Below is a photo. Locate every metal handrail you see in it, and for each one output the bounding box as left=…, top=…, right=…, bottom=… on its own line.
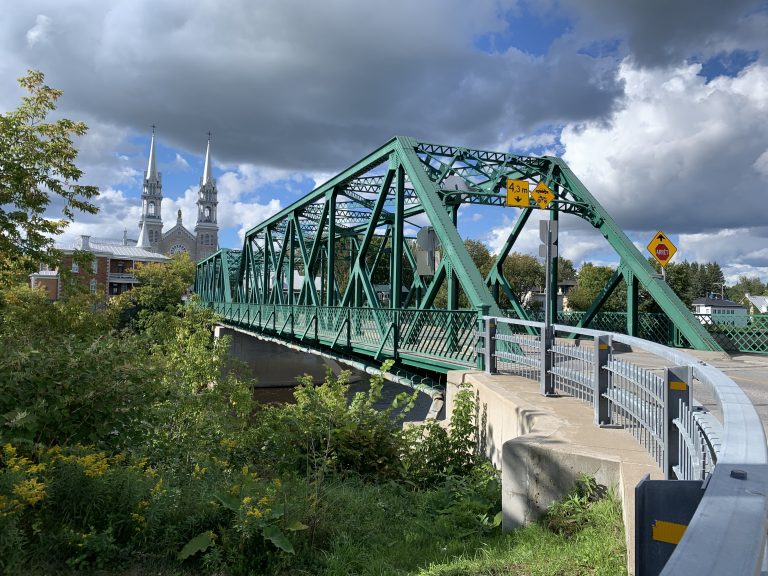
left=483, top=315, right=768, bottom=575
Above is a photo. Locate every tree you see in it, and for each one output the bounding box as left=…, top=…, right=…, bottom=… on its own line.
left=567, top=263, right=626, bottom=312
left=728, top=275, right=767, bottom=304
left=502, top=252, right=545, bottom=301
left=0, top=70, right=98, bottom=282
left=123, top=252, right=196, bottom=314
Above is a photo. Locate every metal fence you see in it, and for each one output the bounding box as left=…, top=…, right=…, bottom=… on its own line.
left=515, top=309, right=768, bottom=354
left=480, top=316, right=768, bottom=576
left=202, top=301, right=478, bottom=372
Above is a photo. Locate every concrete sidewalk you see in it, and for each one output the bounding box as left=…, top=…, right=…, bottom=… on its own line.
left=446, top=370, right=660, bottom=574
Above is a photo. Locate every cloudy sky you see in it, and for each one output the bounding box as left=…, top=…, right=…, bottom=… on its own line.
left=2, top=0, right=767, bottom=284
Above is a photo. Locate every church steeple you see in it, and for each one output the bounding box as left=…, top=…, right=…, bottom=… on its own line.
left=202, top=133, right=213, bottom=185
left=138, top=126, right=163, bottom=252
left=146, top=125, right=158, bottom=181
left=195, top=132, right=219, bottom=261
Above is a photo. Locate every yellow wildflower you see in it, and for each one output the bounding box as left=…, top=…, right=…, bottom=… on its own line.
left=12, top=478, right=46, bottom=506
left=151, top=478, right=164, bottom=496
left=229, top=484, right=241, bottom=496
left=3, top=443, right=17, bottom=458
left=258, top=496, right=270, bottom=506
left=273, top=478, right=282, bottom=489
left=242, top=496, right=253, bottom=506
left=246, top=507, right=263, bottom=518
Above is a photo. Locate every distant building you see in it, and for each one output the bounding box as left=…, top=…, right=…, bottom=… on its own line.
left=30, top=128, right=219, bottom=299
left=692, top=293, right=748, bottom=327
left=743, top=293, right=768, bottom=314
left=136, top=128, right=219, bottom=261
left=29, top=235, right=169, bottom=301
left=524, top=279, right=578, bottom=311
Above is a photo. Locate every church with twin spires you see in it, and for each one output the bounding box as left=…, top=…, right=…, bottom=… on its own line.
left=136, top=129, right=219, bottom=261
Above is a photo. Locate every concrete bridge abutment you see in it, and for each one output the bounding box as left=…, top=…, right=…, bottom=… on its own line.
left=446, top=370, right=660, bottom=573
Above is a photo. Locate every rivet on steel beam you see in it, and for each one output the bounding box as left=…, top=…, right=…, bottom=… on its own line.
left=730, top=469, right=748, bottom=480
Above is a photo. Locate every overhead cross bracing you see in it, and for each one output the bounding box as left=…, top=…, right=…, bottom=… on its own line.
left=196, top=135, right=721, bottom=376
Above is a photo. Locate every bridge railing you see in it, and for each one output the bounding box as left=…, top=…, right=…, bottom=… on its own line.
left=480, top=316, right=768, bottom=576
left=201, top=301, right=478, bottom=372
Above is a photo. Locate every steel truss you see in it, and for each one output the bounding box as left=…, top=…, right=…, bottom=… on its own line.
left=195, top=135, right=721, bottom=370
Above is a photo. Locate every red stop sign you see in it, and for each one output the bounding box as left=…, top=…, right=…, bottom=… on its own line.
left=655, top=244, right=669, bottom=261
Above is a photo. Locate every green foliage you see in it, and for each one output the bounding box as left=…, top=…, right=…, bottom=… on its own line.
left=567, top=263, right=626, bottom=312
left=0, top=285, right=157, bottom=449
left=0, top=277, right=625, bottom=575
left=727, top=275, right=767, bottom=305
left=543, top=474, right=608, bottom=537
left=0, top=70, right=98, bottom=283
left=254, top=360, right=416, bottom=480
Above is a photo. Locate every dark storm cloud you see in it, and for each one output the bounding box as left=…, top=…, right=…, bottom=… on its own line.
left=560, top=0, right=768, bottom=67
left=1, top=0, right=625, bottom=172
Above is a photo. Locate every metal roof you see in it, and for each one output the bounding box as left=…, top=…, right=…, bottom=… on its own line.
left=692, top=295, right=744, bottom=308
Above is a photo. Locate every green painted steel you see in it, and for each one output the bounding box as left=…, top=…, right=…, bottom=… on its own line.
left=196, top=135, right=729, bottom=370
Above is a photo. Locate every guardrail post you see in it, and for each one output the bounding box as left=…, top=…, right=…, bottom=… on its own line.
left=540, top=324, right=554, bottom=396
left=664, top=365, right=691, bottom=480
left=594, top=334, right=611, bottom=426
left=476, top=306, right=489, bottom=370
left=485, top=317, right=497, bottom=374
left=393, top=309, right=400, bottom=360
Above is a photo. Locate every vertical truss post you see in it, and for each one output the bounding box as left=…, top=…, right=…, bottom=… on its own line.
left=391, top=165, right=405, bottom=308
left=627, top=268, right=639, bottom=337
left=664, top=365, right=691, bottom=480
left=287, top=220, right=295, bottom=306
left=594, top=334, right=611, bottom=425
left=326, top=187, right=336, bottom=306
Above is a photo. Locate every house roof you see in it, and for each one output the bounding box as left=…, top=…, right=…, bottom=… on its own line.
left=93, top=243, right=169, bottom=261
left=691, top=296, right=744, bottom=308
left=744, top=294, right=768, bottom=313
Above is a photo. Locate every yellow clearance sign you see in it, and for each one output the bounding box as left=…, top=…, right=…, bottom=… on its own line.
left=506, top=179, right=530, bottom=207
left=647, top=231, right=677, bottom=268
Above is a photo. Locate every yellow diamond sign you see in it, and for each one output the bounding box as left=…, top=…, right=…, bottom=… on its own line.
left=531, top=181, right=555, bottom=209
left=647, top=230, right=677, bottom=268
left=506, top=179, right=530, bottom=207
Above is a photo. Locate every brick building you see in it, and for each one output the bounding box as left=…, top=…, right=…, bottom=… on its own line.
left=29, top=235, right=169, bottom=301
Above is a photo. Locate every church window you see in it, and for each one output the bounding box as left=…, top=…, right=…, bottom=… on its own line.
left=205, top=207, right=211, bottom=220
left=149, top=201, right=156, bottom=216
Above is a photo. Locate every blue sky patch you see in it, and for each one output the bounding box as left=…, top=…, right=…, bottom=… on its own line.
left=696, top=50, right=759, bottom=82
left=474, top=4, right=571, bottom=56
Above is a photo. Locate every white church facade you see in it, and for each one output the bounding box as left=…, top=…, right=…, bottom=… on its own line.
left=136, top=129, right=219, bottom=261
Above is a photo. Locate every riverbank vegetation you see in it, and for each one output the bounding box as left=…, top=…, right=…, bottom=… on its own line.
left=0, top=258, right=626, bottom=575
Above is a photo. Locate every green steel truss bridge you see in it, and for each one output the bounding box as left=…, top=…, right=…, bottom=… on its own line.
left=196, top=136, right=758, bottom=378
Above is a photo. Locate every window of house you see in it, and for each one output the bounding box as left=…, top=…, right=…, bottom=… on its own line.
left=90, top=279, right=97, bottom=293
left=72, top=262, right=79, bottom=273
left=92, top=259, right=98, bottom=273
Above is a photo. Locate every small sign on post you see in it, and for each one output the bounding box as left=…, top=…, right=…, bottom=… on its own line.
left=647, top=231, right=677, bottom=268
